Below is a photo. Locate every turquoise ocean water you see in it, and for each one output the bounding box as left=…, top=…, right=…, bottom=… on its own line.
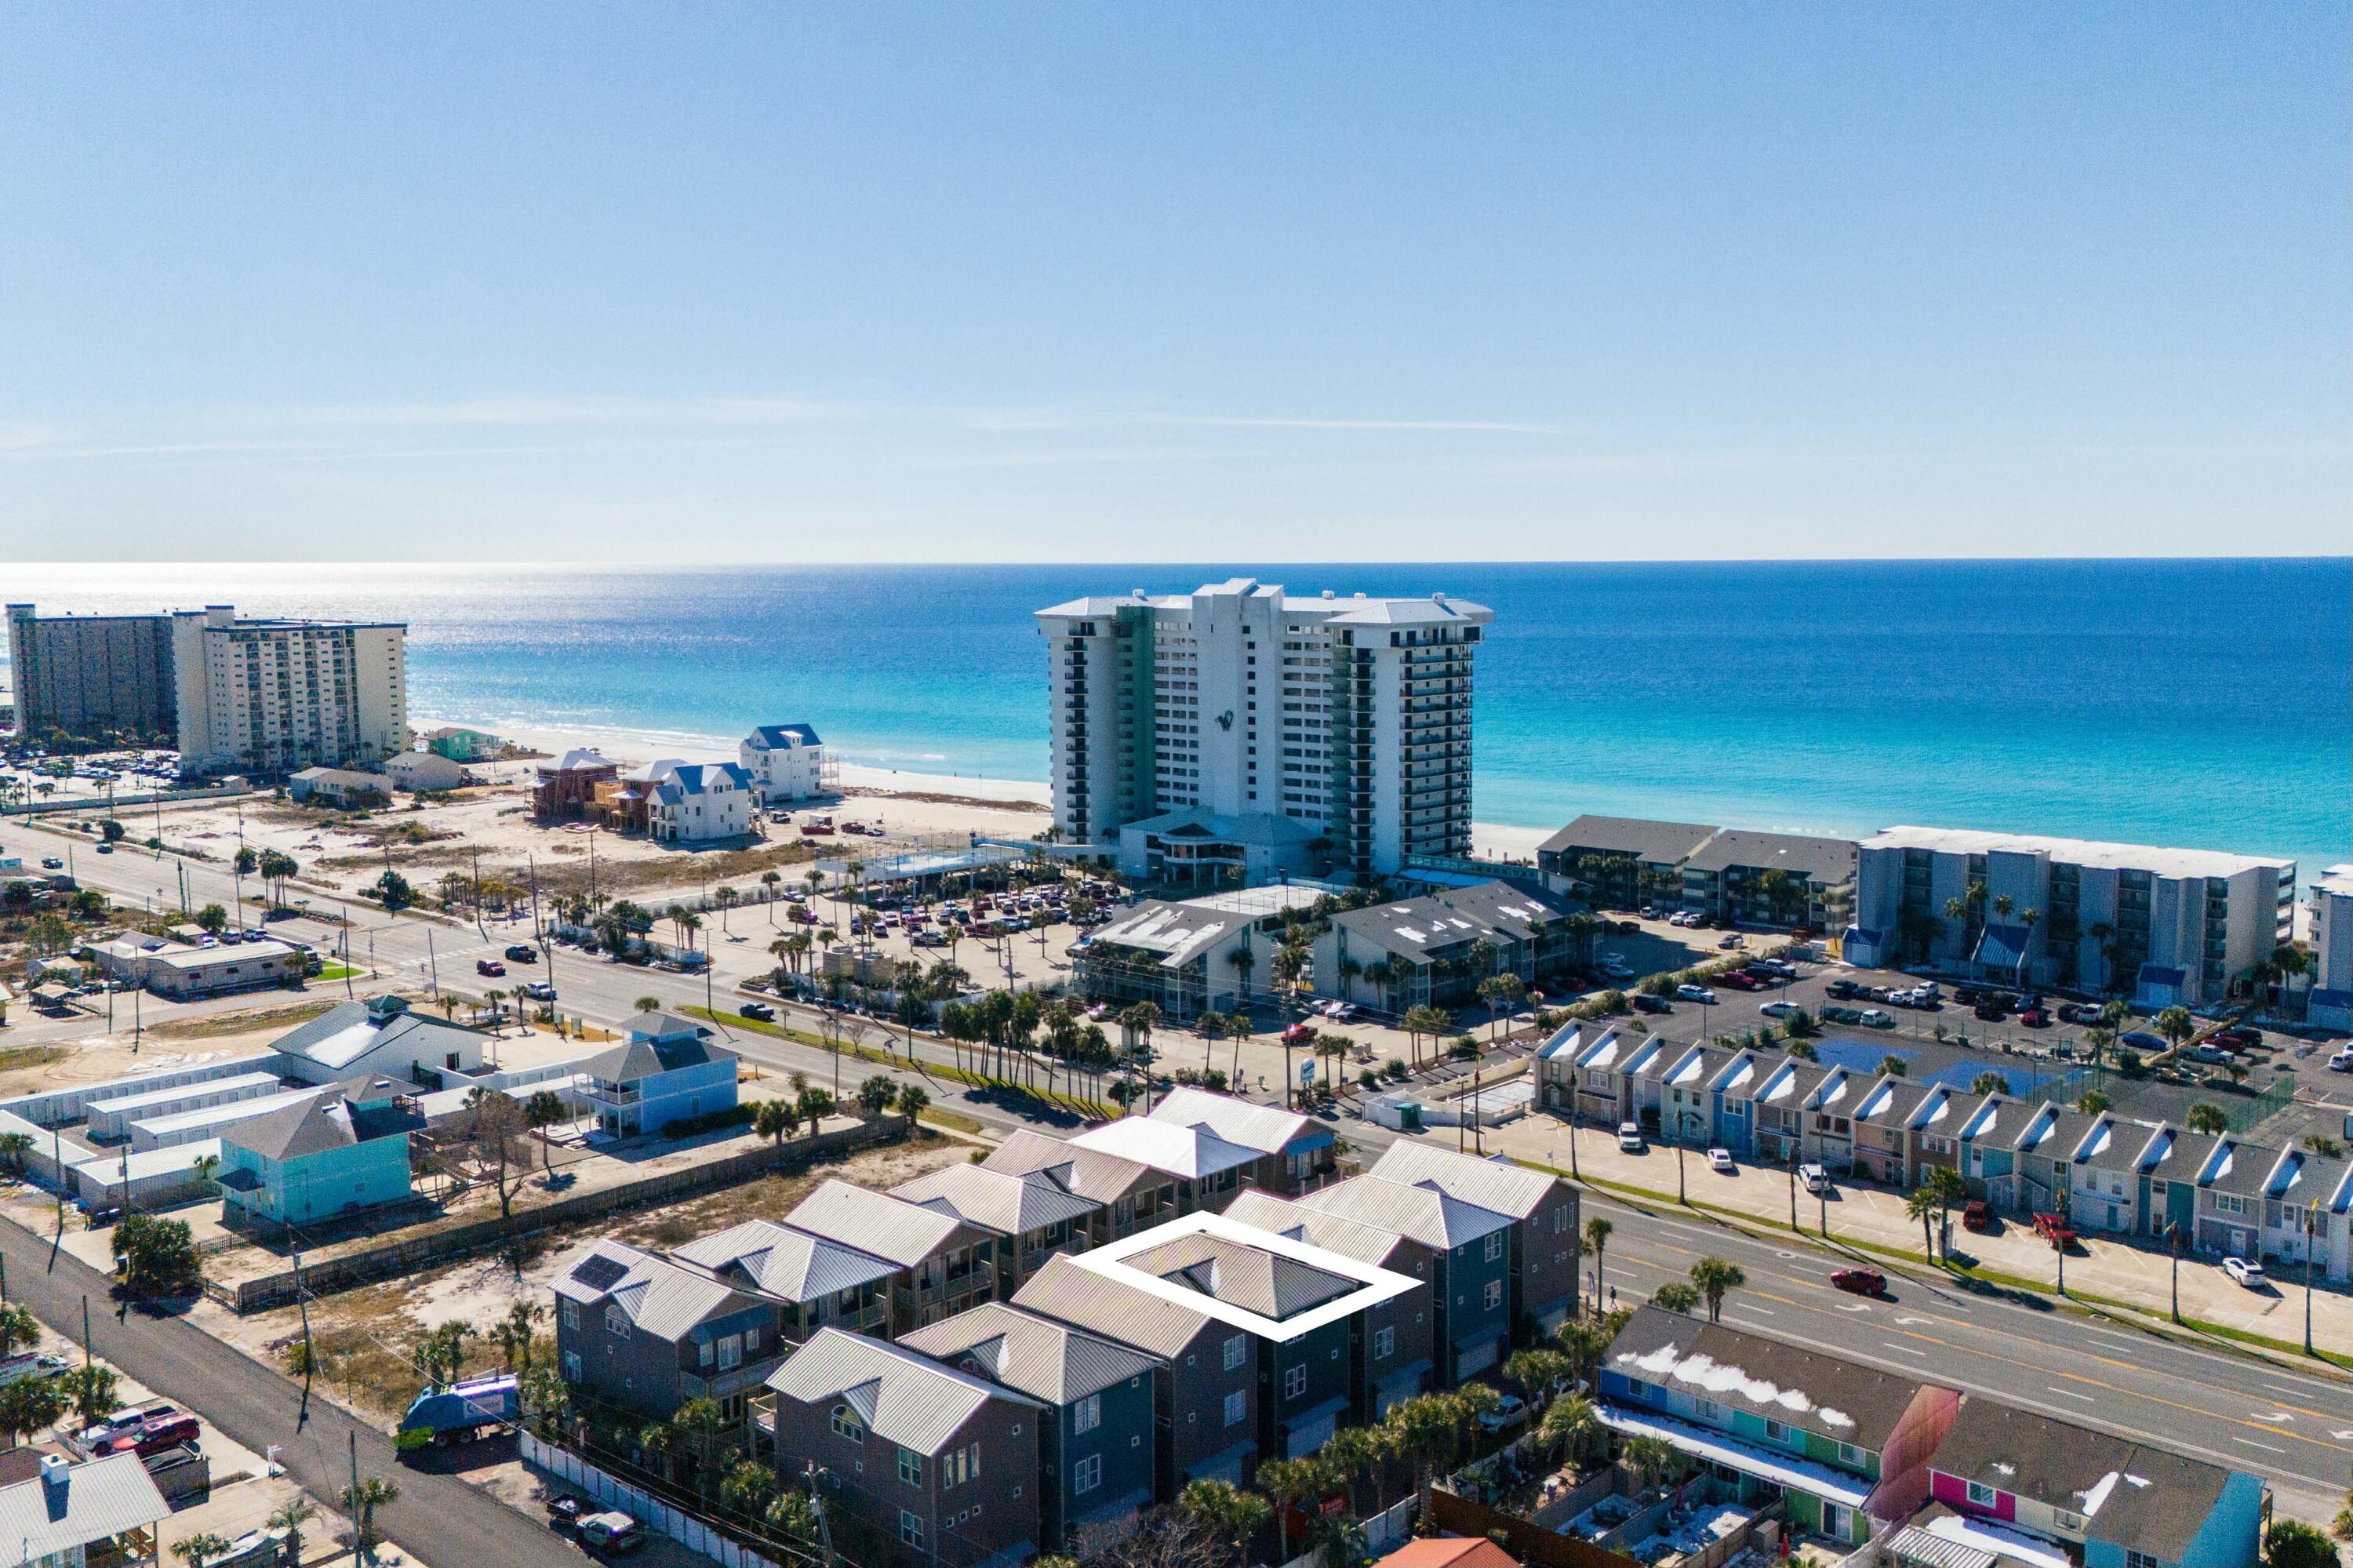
left=4, top=559, right=2347, bottom=882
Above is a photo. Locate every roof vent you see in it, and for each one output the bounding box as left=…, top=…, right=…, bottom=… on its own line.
left=1321, top=590, right=1335, bottom=599
left=1431, top=591, right=1447, bottom=603
left=1354, top=592, right=1366, bottom=598
left=1133, top=589, right=1147, bottom=599
left=39, top=1453, right=68, bottom=1488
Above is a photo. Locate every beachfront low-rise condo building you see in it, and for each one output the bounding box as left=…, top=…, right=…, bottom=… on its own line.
left=1312, top=879, right=1573, bottom=1013
left=1035, top=579, right=1492, bottom=879
left=740, top=722, right=835, bottom=803
left=1844, top=825, right=2295, bottom=1007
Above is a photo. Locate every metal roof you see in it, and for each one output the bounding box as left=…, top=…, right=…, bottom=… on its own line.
left=980, top=1130, right=1151, bottom=1203
left=888, top=1165, right=1100, bottom=1239
left=1366, top=1141, right=1563, bottom=1222
left=1068, top=1118, right=1259, bottom=1181
left=1859, top=825, right=2293, bottom=879
left=1120, top=1231, right=1358, bottom=1319
left=1011, top=1254, right=1213, bottom=1359
left=1331, top=880, right=1569, bottom=957
left=1148, top=1088, right=1315, bottom=1157
left=784, top=1179, right=963, bottom=1267
left=767, top=1329, right=1040, bottom=1453
left=1535, top=815, right=1721, bottom=864
left=901, top=1303, right=1159, bottom=1405
left=0, top=1453, right=167, bottom=1559
left=551, top=1239, right=761, bottom=1341
left=1220, top=1190, right=1417, bottom=1270
left=671, top=1219, right=897, bottom=1303
left=225, top=1090, right=355, bottom=1162
left=1297, top=1173, right=1509, bottom=1252
left=1606, top=1305, right=1942, bottom=1450
left=1926, top=1398, right=2232, bottom=1563
left=1682, top=828, right=1857, bottom=882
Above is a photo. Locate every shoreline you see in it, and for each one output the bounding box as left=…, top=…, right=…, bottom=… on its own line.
left=427, top=714, right=1556, bottom=860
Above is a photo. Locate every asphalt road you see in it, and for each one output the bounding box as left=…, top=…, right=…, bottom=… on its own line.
left=24, top=813, right=2353, bottom=1525
left=0, top=1214, right=587, bottom=1568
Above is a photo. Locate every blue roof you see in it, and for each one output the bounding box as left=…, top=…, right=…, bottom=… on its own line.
left=750, top=723, right=822, bottom=749
left=1971, top=924, right=2033, bottom=971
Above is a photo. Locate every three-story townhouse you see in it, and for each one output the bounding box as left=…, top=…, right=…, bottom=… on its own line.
left=1223, top=1191, right=1439, bottom=1419
left=1067, top=1118, right=1260, bottom=1215
left=1294, top=1173, right=1511, bottom=1382
left=1703, top=1050, right=1771, bottom=1159
left=552, top=1240, right=784, bottom=1423
left=889, top=1165, right=1101, bottom=1293
left=1363, top=1141, right=1582, bottom=1337
left=672, top=1218, right=897, bottom=1343
left=1801, top=1067, right=1858, bottom=1173
left=980, top=1130, right=1173, bottom=1243
left=784, top=1180, right=1004, bottom=1334
left=1848, top=1077, right=1929, bottom=1187
left=1146, top=1087, right=1338, bottom=1194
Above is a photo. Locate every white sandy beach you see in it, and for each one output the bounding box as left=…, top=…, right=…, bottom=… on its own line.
left=419, top=713, right=1551, bottom=861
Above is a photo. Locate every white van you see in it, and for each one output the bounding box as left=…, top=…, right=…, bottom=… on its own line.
left=1800, top=1163, right=1831, bottom=1195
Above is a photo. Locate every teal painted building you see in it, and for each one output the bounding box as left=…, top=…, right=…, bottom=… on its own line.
left=218, top=1076, right=421, bottom=1228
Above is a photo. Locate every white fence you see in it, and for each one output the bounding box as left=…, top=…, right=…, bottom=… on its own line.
left=520, top=1429, right=784, bottom=1568
left=1361, top=1496, right=1417, bottom=1555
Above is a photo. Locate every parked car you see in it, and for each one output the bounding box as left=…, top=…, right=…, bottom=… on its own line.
left=2223, top=1257, right=2267, bottom=1290
left=2329, top=1049, right=2353, bottom=1074
left=1613, top=920, right=1641, bottom=936
left=2018, top=1007, right=2051, bottom=1028
left=1760, top=1000, right=1802, bottom=1019
left=97, top=1413, right=200, bottom=1459
left=2058, top=1003, right=2103, bottom=1025
left=1800, top=1163, right=1831, bottom=1195
left=1718, top=933, right=1746, bottom=950
left=475, top=959, right=506, bottom=977
left=1829, top=1268, right=1886, bottom=1297
left=504, top=944, right=539, bottom=962
left=1676, top=984, right=1717, bottom=1005
left=1476, top=1393, right=1529, bottom=1432
left=738, top=1001, right=776, bottom=1021
left=1962, top=1200, right=1995, bottom=1234
left=1598, top=955, right=1634, bottom=980
left=2119, top=1031, right=2168, bottom=1052
left=1707, top=1147, right=1735, bottom=1173
left=1857, top=1009, right=1896, bottom=1028
left=1826, top=979, right=1860, bottom=1000
left=1617, top=1122, right=1645, bottom=1152
left=1632, top=994, right=1672, bottom=1015
left=1718, top=972, right=1763, bottom=992
left=79, top=1403, right=175, bottom=1449
left=1973, top=1002, right=2009, bottom=1021
left=521, top=981, right=558, bottom=1002
left=1281, top=1022, right=1317, bottom=1046
left=2212, top=1026, right=2262, bottom=1049
left=39, top=857, right=62, bottom=869
left=576, top=1512, right=646, bottom=1555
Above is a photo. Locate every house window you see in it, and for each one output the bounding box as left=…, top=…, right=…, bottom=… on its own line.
left=1553, top=1205, right=1572, bottom=1235
left=1224, top=1391, right=1246, bottom=1427
left=562, top=1352, right=582, bottom=1383
left=560, top=1301, right=580, bottom=1329
left=1966, top=1481, right=1996, bottom=1508
left=1074, top=1454, right=1102, bottom=1495
left=1074, top=1394, right=1101, bottom=1434
left=1224, top=1333, right=1247, bottom=1370
left=1483, top=1280, right=1504, bottom=1310
left=899, top=1449, right=924, bottom=1487
left=1284, top=1364, right=1307, bottom=1399
left=1373, top=1326, right=1395, bottom=1360
left=2125, top=1553, right=2160, bottom=1568
left=1484, top=1234, right=1504, bottom=1262
left=605, top=1307, right=631, bottom=1340
left=1764, top=1419, right=1787, bottom=1442
left=1837, top=1442, right=1863, bottom=1467
left=2053, top=1509, right=2083, bottom=1533
left=900, top=1511, right=924, bottom=1548
left=716, top=1334, right=743, bottom=1371
left=831, top=1406, right=865, bottom=1443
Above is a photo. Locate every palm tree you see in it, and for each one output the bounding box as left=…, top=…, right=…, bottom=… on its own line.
left=1582, top=1216, right=1613, bottom=1307
left=175, top=1534, right=235, bottom=1568
left=2077, top=1089, right=2111, bottom=1115
left=1907, top=1186, right=1940, bottom=1258
left=1539, top=1395, right=1603, bottom=1468
left=1256, top=1457, right=1328, bottom=1564
left=267, top=1499, right=318, bottom=1566
left=1621, top=1434, right=1684, bottom=1495
left=1197, top=1010, right=1227, bottom=1074
left=760, top=870, right=783, bottom=922
left=2187, top=1102, right=2228, bottom=1136
left=60, top=1363, right=117, bottom=1424
left=340, top=1476, right=400, bottom=1557
left=1688, top=1257, right=1744, bottom=1322
left=635, top=995, right=660, bottom=1014
left=0, top=1303, right=39, bottom=1357
left=1180, top=1478, right=1271, bottom=1568
left=1651, top=1282, right=1700, bottom=1313
left=2155, top=1006, right=2196, bottom=1054
left=1970, top=1071, right=2009, bottom=1096
left=494, top=1301, right=543, bottom=1371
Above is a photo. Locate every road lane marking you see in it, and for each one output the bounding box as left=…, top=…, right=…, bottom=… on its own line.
left=2257, top=1412, right=2297, bottom=1424
left=2233, top=1436, right=2286, bottom=1453
left=1881, top=1341, right=1926, bottom=1356
left=2046, top=1387, right=2094, bottom=1402
left=1737, top=1305, right=1774, bottom=1315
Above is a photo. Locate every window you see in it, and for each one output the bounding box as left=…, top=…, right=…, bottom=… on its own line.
left=2125, top=1553, right=2160, bottom=1568
left=1224, top=1391, right=1247, bottom=1427
left=1372, top=1326, right=1395, bottom=1360
left=1074, top=1454, right=1102, bottom=1495
left=1224, top=1333, right=1247, bottom=1370
left=1966, top=1481, right=1996, bottom=1508
left=1483, top=1280, right=1504, bottom=1310
left=562, top=1352, right=582, bottom=1383
left=2053, top=1510, right=2083, bottom=1533
left=1763, top=1418, right=1787, bottom=1442
left=1074, top=1394, right=1101, bottom=1434
left=605, top=1307, right=631, bottom=1340
left=1837, top=1442, right=1863, bottom=1467
left=899, top=1449, right=924, bottom=1487
left=831, top=1406, right=865, bottom=1443
left=1484, top=1233, right=1504, bottom=1262
left=1283, top=1364, right=1307, bottom=1399
left=900, top=1510, right=924, bottom=1548
left=1553, top=1204, right=1572, bottom=1235
left=560, top=1301, right=580, bottom=1330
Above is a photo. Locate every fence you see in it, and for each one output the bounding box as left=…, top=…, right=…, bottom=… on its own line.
left=0, top=782, right=255, bottom=817
left=522, top=1429, right=784, bottom=1568
left=1426, top=1489, right=1645, bottom=1568
left=208, top=1117, right=907, bottom=1312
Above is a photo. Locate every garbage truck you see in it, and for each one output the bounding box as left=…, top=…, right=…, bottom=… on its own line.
left=398, top=1371, right=519, bottom=1449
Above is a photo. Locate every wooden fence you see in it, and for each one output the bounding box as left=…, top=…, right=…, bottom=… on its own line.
left=209, top=1118, right=907, bottom=1312
left=1427, top=1489, right=1643, bottom=1568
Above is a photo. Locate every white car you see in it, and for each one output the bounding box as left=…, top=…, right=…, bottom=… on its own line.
left=2329, top=1049, right=2353, bottom=1074
left=1800, top=1163, right=1832, bottom=1195
left=1707, top=1147, right=1734, bottom=1173
left=2223, top=1257, right=2266, bottom=1289
left=1677, top=984, right=1718, bottom=1004
left=1858, top=1008, right=1896, bottom=1028
left=1598, top=955, right=1634, bottom=979
left=1761, top=1000, right=1802, bottom=1019
left=1617, top=1122, right=1646, bottom=1152
left=1670, top=911, right=1699, bottom=927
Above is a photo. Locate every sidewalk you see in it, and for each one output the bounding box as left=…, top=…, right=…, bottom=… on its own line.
left=1483, top=1113, right=2353, bottom=1368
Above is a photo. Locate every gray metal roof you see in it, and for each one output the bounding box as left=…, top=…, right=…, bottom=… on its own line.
left=889, top=1164, right=1100, bottom=1239
left=980, top=1130, right=1152, bottom=1203
left=1536, top=815, right=1721, bottom=864
left=1682, top=828, right=1857, bottom=883
left=552, top=1239, right=761, bottom=1341
left=270, top=1002, right=489, bottom=1072
left=1297, top=1173, right=1509, bottom=1252
left=784, top=1179, right=963, bottom=1267
left=768, top=1329, right=1040, bottom=1453
left=1331, top=880, right=1570, bottom=958
left=901, top=1303, right=1160, bottom=1405
left=1121, top=1232, right=1356, bottom=1319
left=1011, top=1254, right=1213, bottom=1359
left=1607, top=1305, right=1940, bottom=1450
left=0, top=1453, right=167, bottom=1559
left=1148, top=1088, right=1315, bottom=1157
left=584, top=1021, right=728, bottom=1083
left=1367, top=1141, right=1564, bottom=1222
left=1069, top=1118, right=1260, bottom=1181
left=671, top=1219, right=897, bottom=1303
left=1221, top=1191, right=1417, bottom=1270
left=225, top=1090, right=353, bottom=1162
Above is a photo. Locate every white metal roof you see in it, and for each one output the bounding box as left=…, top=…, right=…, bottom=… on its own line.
left=0, top=1453, right=167, bottom=1559
left=767, top=1330, right=1040, bottom=1453
left=1069, top=1118, right=1260, bottom=1181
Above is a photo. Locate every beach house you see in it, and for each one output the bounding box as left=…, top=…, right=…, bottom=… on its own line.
left=382, top=747, right=465, bottom=791
left=216, top=1078, right=423, bottom=1231
left=1295, top=1172, right=1512, bottom=1381
left=671, top=1219, right=897, bottom=1342
left=576, top=1013, right=738, bottom=1138
left=766, top=1330, right=1044, bottom=1568
left=1364, top=1141, right=1581, bottom=1337
left=1146, top=1086, right=1337, bottom=1195
left=554, top=1239, right=784, bottom=1421
left=977, top=1130, right=1172, bottom=1244
left=781, top=1180, right=1003, bottom=1333
left=739, top=722, right=833, bottom=804
left=531, top=748, right=620, bottom=822
left=888, top=1164, right=1101, bottom=1291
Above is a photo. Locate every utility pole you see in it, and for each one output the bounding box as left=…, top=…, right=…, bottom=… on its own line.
left=2305, top=1209, right=2316, bottom=1355
left=349, top=1430, right=362, bottom=1568
left=80, top=1294, right=90, bottom=1371
left=2169, top=1223, right=2181, bottom=1323
left=427, top=929, right=439, bottom=999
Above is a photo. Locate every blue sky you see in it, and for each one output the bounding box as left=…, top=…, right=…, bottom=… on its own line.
left=2, top=5, right=2345, bottom=562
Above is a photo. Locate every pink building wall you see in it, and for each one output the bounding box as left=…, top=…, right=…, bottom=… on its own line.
left=1929, top=1471, right=2017, bottom=1523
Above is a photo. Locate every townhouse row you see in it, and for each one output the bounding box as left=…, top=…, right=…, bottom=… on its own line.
left=1540, top=1021, right=2353, bottom=1279
left=548, top=1093, right=1581, bottom=1567
left=1595, top=1305, right=2264, bottom=1566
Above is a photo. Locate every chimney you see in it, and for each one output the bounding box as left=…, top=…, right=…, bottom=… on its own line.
left=40, top=1453, right=69, bottom=1489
